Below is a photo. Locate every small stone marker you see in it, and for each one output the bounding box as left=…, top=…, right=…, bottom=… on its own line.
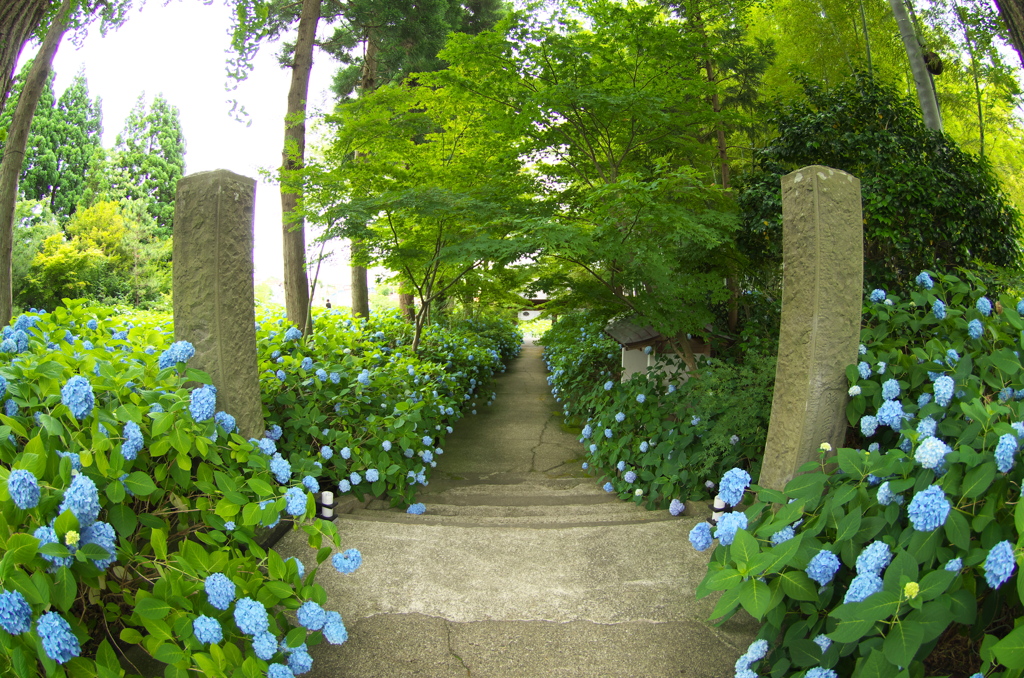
left=758, top=166, right=863, bottom=494
left=172, top=170, right=264, bottom=438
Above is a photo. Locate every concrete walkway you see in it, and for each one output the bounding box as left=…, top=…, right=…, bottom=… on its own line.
left=276, top=341, right=758, bottom=677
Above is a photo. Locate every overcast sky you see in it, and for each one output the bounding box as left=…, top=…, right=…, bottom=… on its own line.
left=23, top=0, right=344, bottom=287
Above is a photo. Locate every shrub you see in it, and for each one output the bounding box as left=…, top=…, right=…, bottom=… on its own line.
left=540, top=311, right=775, bottom=507
left=0, top=300, right=520, bottom=676
left=695, top=271, right=1024, bottom=677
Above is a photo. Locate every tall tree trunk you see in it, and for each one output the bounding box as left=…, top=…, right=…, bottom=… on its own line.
left=0, top=0, right=70, bottom=326
left=888, top=0, right=942, bottom=131
left=349, top=27, right=378, bottom=319
left=398, top=292, right=415, bottom=322
left=281, top=0, right=320, bottom=330
left=994, top=0, right=1024, bottom=69
left=0, top=0, right=48, bottom=118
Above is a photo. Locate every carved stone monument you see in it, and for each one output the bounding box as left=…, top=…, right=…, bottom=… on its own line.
left=758, top=166, right=863, bottom=493
left=172, top=170, right=264, bottom=438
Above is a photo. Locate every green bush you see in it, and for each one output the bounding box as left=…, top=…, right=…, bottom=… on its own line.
left=0, top=300, right=520, bottom=677
left=696, top=271, right=1024, bottom=678
left=540, top=311, right=775, bottom=507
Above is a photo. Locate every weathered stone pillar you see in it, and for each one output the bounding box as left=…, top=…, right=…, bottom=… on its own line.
left=758, top=166, right=863, bottom=494
left=172, top=170, right=264, bottom=438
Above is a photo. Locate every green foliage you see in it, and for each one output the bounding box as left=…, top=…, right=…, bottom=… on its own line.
left=539, top=311, right=775, bottom=505
left=112, top=94, right=186, bottom=236
left=697, top=271, right=1024, bottom=677
left=0, top=299, right=520, bottom=676
left=0, top=63, right=102, bottom=220
left=434, top=0, right=739, bottom=341
left=738, top=72, right=1022, bottom=291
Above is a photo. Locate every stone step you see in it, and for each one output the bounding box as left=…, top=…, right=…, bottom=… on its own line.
left=343, top=504, right=674, bottom=528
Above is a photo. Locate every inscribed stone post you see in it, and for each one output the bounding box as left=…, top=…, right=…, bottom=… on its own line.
left=758, top=166, right=863, bottom=494
left=172, top=170, right=264, bottom=438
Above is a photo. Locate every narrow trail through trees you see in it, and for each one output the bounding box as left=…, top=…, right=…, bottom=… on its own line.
left=277, top=341, right=757, bottom=677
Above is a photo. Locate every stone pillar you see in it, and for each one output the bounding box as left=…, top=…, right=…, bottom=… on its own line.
left=172, top=170, right=264, bottom=438
left=758, top=166, right=863, bottom=494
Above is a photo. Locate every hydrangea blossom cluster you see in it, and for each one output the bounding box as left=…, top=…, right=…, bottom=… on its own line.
left=285, top=487, right=307, bottom=516
left=668, top=499, right=685, bottom=516
left=688, top=522, right=713, bottom=551
left=37, top=611, right=80, bottom=663
left=406, top=502, right=426, bottom=515
left=718, top=468, right=751, bottom=507
left=914, top=436, right=951, bottom=470
left=713, top=512, right=747, bottom=546
left=881, top=379, right=900, bottom=400
left=869, top=289, right=886, bottom=303
left=933, top=375, right=954, bottom=407
left=932, top=298, right=946, bottom=319
left=157, top=340, right=195, bottom=369
left=189, top=385, right=217, bottom=422
left=995, top=433, right=1018, bottom=473
left=805, top=550, right=840, bottom=586
left=215, top=411, right=237, bottom=434
left=193, top=615, right=223, bottom=644
left=915, top=271, right=933, bottom=289
left=984, top=540, right=1016, bottom=589
left=234, top=597, right=270, bottom=635
left=61, top=375, right=94, bottom=421
left=284, top=327, right=302, bottom=341
left=734, top=639, right=769, bottom=678
left=60, top=474, right=100, bottom=528
left=121, top=420, right=144, bottom=460
left=977, top=296, right=993, bottom=316
left=0, top=589, right=32, bottom=635
left=205, top=572, right=236, bottom=610
left=7, top=469, right=39, bottom=509
left=907, top=485, right=950, bottom=531
left=297, top=601, right=327, bottom=630
left=968, top=319, right=983, bottom=340
left=332, top=548, right=363, bottom=574
left=271, top=454, right=292, bottom=484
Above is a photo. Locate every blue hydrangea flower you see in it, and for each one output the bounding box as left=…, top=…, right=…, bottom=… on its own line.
left=224, top=521, right=236, bottom=531
left=302, top=476, right=319, bottom=494
left=1000, top=387, right=1015, bottom=402
left=365, top=469, right=379, bottom=483
left=258, top=499, right=281, bottom=528
left=918, top=393, right=932, bottom=408
left=120, top=420, right=143, bottom=461
left=977, top=296, right=993, bottom=316
left=859, top=414, right=878, bottom=438
left=330, top=372, right=341, bottom=384
left=669, top=499, right=685, bottom=516
left=297, top=601, right=327, bottom=631
left=933, top=298, right=946, bottom=319
left=406, top=502, right=425, bottom=515
left=332, top=549, right=362, bottom=574
left=915, top=436, right=951, bottom=470
left=61, top=375, right=94, bottom=421
left=614, top=412, right=626, bottom=424
left=877, top=399, right=905, bottom=428
left=770, top=526, right=795, bottom=545
left=268, top=664, right=293, bottom=678
left=968, top=319, right=983, bottom=340
left=81, top=521, right=117, bottom=570
left=276, top=370, right=286, bottom=381
left=0, top=374, right=6, bottom=400
left=0, top=589, right=32, bottom=635
left=996, top=433, right=1018, bottom=473
left=215, top=411, right=237, bottom=434
left=189, top=385, right=217, bottom=422
left=349, top=472, right=361, bottom=486
left=253, top=630, right=277, bottom=660
left=285, top=487, right=307, bottom=516
left=34, top=525, right=73, bottom=570
left=284, top=327, right=302, bottom=341
left=320, top=445, right=333, bottom=460
left=881, top=379, right=900, bottom=401
left=603, top=482, right=614, bottom=492
left=60, top=474, right=100, bottom=528
left=234, top=597, right=269, bottom=635
left=946, top=349, right=960, bottom=366
left=287, top=557, right=305, bottom=579
left=806, top=550, right=840, bottom=586
left=857, top=362, right=871, bottom=379
left=582, top=462, right=589, bottom=470
left=193, top=615, right=223, bottom=644
left=908, top=485, right=951, bottom=531
left=616, top=460, right=626, bottom=471
left=581, top=424, right=592, bottom=439
left=623, top=470, right=637, bottom=483
left=87, top=319, right=98, bottom=330
left=36, top=611, right=81, bottom=663
left=157, top=341, right=195, bottom=369
left=718, top=468, right=750, bottom=507
left=271, top=454, right=291, bottom=484
left=813, top=634, right=832, bottom=653
left=7, top=469, right=39, bottom=509
left=688, top=522, right=713, bottom=551
left=844, top=571, right=885, bottom=604
left=604, top=380, right=613, bottom=390
left=300, top=357, right=313, bottom=371
left=639, top=441, right=649, bottom=453
left=714, top=512, right=747, bottom=546
left=287, top=648, right=313, bottom=674
left=636, top=393, right=645, bottom=404
left=1018, top=299, right=1024, bottom=316
left=915, top=272, right=934, bottom=289
left=869, top=289, right=886, bottom=303
left=805, top=668, right=838, bottom=678
left=855, top=541, right=892, bottom=575
left=984, top=540, right=1016, bottom=589
left=877, top=482, right=902, bottom=506
left=324, top=614, right=348, bottom=645
left=338, top=480, right=351, bottom=493
left=916, top=417, right=937, bottom=438
left=848, top=385, right=861, bottom=397
left=357, top=370, right=370, bottom=386
left=205, top=572, right=236, bottom=610
left=934, top=375, right=954, bottom=407
left=944, top=558, right=962, bottom=572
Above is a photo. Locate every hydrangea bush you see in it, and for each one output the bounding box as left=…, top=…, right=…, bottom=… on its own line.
left=695, top=271, right=1024, bottom=677
left=0, top=300, right=520, bottom=677
left=539, top=311, right=775, bottom=507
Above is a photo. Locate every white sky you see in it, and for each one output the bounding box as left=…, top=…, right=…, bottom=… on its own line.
left=19, top=0, right=347, bottom=290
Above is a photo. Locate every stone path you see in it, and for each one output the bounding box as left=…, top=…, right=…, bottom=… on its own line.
left=276, top=341, right=758, bottom=677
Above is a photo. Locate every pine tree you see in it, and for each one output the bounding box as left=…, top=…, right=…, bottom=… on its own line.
left=112, top=93, right=186, bottom=236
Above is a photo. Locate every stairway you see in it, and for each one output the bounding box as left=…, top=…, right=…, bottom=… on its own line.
left=274, top=341, right=758, bottom=677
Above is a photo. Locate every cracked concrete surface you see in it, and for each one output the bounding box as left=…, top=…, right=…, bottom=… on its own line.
left=277, top=340, right=758, bottom=677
